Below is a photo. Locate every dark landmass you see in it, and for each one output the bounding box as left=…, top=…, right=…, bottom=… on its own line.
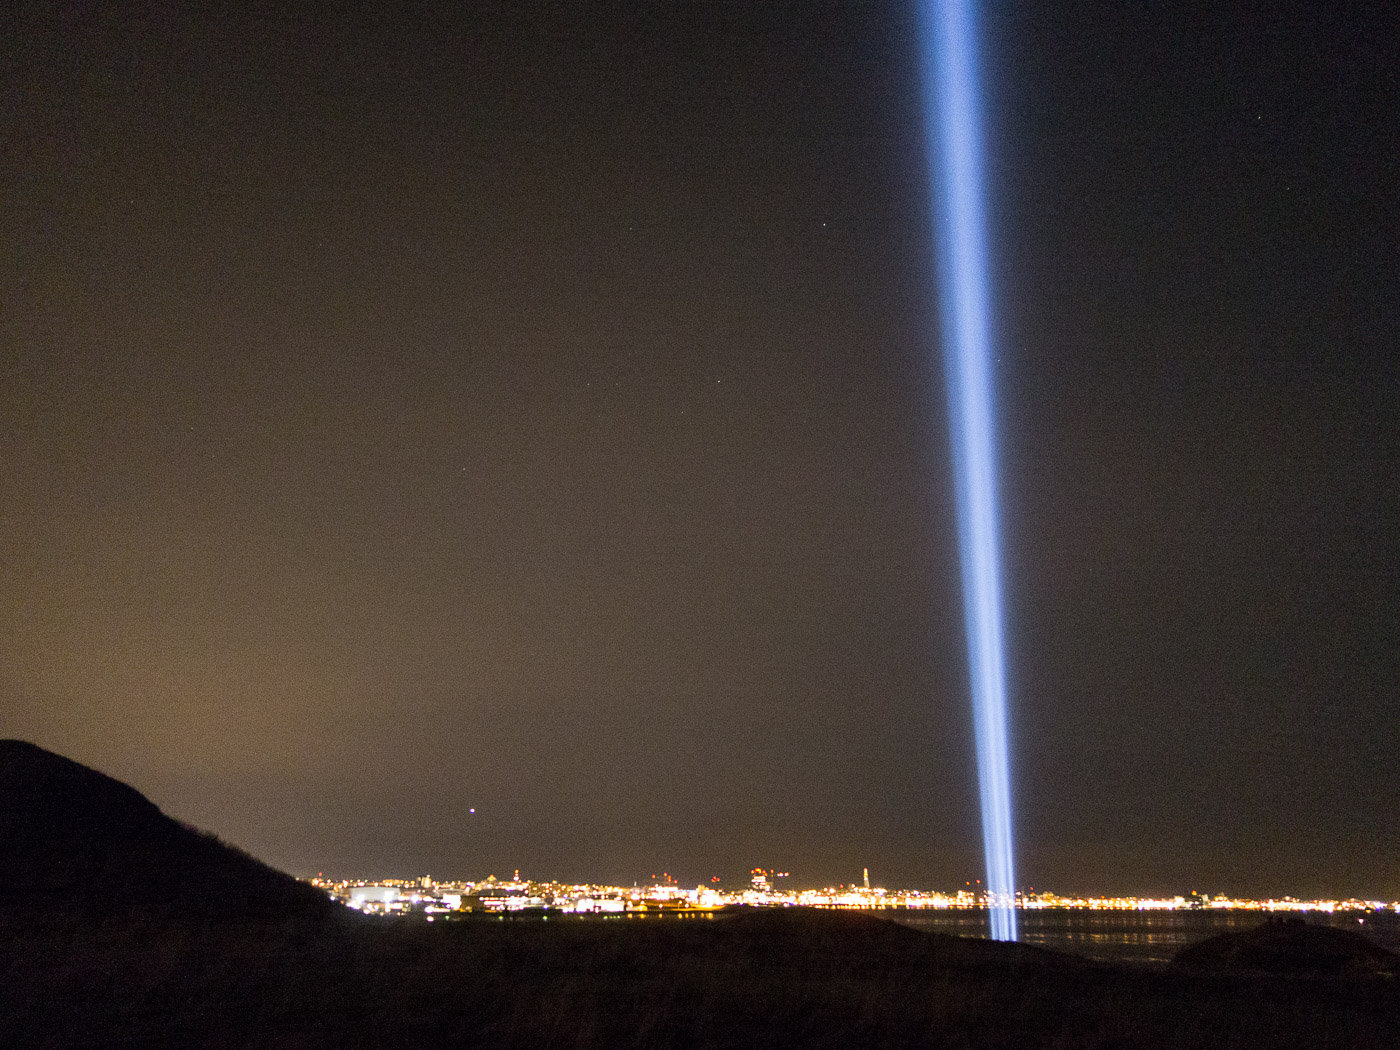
left=2, top=742, right=1397, bottom=1049
left=1173, top=915, right=1400, bottom=976
left=0, top=739, right=336, bottom=920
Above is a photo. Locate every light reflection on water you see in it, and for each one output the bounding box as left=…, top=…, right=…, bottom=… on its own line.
left=885, top=909, right=1400, bottom=964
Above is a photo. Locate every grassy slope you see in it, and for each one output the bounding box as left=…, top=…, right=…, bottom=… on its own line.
left=2, top=908, right=1397, bottom=1050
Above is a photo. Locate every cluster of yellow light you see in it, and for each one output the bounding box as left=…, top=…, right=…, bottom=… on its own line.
left=1021, top=891, right=1395, bottom=913
left=308, top=876, right=1398, bottom=917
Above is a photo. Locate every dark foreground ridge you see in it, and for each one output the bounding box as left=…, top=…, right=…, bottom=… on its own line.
left=0, top=739, right=335, bottom=920
left=1173, top=915, right=1400, bottom=976
left=2, top=741, right=1397, bottom=1049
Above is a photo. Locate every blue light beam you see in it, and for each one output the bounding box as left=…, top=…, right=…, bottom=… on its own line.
left=917, top=0, right=1017, bottom=941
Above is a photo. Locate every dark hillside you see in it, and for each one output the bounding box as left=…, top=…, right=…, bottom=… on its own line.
left=4, top=907, right=1399, bottom=1050
left=0, top=739, right=336, bottom=920
left=1173, top=916, right=1400, bottom=976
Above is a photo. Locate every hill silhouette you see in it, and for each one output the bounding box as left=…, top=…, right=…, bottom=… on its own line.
left=1172, top=915, right=1400, bottom=976
left=0, top=739, right=335, bottom=920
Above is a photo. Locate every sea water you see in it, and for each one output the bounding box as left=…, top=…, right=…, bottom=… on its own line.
left=887, top=909, right=1400, bottom=964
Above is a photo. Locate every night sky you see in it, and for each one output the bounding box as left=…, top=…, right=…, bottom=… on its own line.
left=3, top=2, right=1396, bottom=898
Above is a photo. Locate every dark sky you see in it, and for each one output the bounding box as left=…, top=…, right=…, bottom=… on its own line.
left=3, top=1, right=1396, bottom=898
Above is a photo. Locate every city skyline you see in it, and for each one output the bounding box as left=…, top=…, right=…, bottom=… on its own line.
left=312, top=869, right=1400, bottom=918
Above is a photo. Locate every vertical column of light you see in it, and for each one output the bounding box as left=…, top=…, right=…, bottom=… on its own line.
left=917, top=0, right=1017, bottom=941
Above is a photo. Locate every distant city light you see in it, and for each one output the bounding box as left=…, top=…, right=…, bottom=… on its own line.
left=917, top=0, right=1017, bottom=941
left=312, top=872, right=1399, bottom=923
